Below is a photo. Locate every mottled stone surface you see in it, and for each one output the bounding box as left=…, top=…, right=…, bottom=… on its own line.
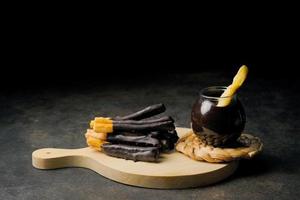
left=0, top=72, right=299, bottom=200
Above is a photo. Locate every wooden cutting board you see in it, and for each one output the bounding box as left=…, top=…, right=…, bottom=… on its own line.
left=32, top=127, right=238, bottom=189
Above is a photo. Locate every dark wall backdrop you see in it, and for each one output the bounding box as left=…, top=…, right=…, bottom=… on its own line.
left=3, top=37, right=297, bottom=90
left=3, top=2, right=299, bottom=90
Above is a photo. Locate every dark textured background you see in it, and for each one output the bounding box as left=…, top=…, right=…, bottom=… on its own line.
left=1, top=66, right=300, bottom=199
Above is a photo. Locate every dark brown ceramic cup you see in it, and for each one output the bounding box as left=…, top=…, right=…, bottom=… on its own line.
left=191, top=86, right=246, bottom=147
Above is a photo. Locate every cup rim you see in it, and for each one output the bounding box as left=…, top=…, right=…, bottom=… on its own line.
left=200, top=86, right=235, bottom=100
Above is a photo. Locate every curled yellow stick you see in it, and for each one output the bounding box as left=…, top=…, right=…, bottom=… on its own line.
left=217, top=65, right=248, bottom=107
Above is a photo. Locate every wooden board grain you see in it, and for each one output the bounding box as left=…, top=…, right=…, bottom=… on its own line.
left=32, top=127, right=238, bottom=189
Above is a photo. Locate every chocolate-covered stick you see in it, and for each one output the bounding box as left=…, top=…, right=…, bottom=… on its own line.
left=113, top=121, right=175, bottom=133
left=114, top=103, right=166, bottom=120
left=156, top=130, right=179, bottom=144
left=150, top=130, right=179, bottom=152
left=107, top=132, right=161, bottom=147
left=113, top=116, right=174, bottom=124
left=91, top=118, right=175, bottom=133
left=102, top=144, right=160, bottom=162
left=90, top=116, right=173, bottom=127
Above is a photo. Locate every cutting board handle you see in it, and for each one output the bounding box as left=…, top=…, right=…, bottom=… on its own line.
left=32, top=148, right=90, bottom=169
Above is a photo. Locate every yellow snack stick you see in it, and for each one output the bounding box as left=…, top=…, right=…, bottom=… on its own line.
left=85, top=129, right=107, bottom=140
left=90, top=117, right=112, bottom=129
left=86, top=136, right=106, bottom=151
left=93, top=122, right=113, bottom=133
left=94, top=117, right=113, bottom=124
left=217, top=65, right=248, bottom=107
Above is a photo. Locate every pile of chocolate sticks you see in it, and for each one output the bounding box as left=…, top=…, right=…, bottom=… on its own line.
left=85, top=104, right=179, bottom=162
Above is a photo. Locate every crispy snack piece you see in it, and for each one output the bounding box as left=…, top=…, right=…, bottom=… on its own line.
left=176, top=131, right=263, bottom=163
